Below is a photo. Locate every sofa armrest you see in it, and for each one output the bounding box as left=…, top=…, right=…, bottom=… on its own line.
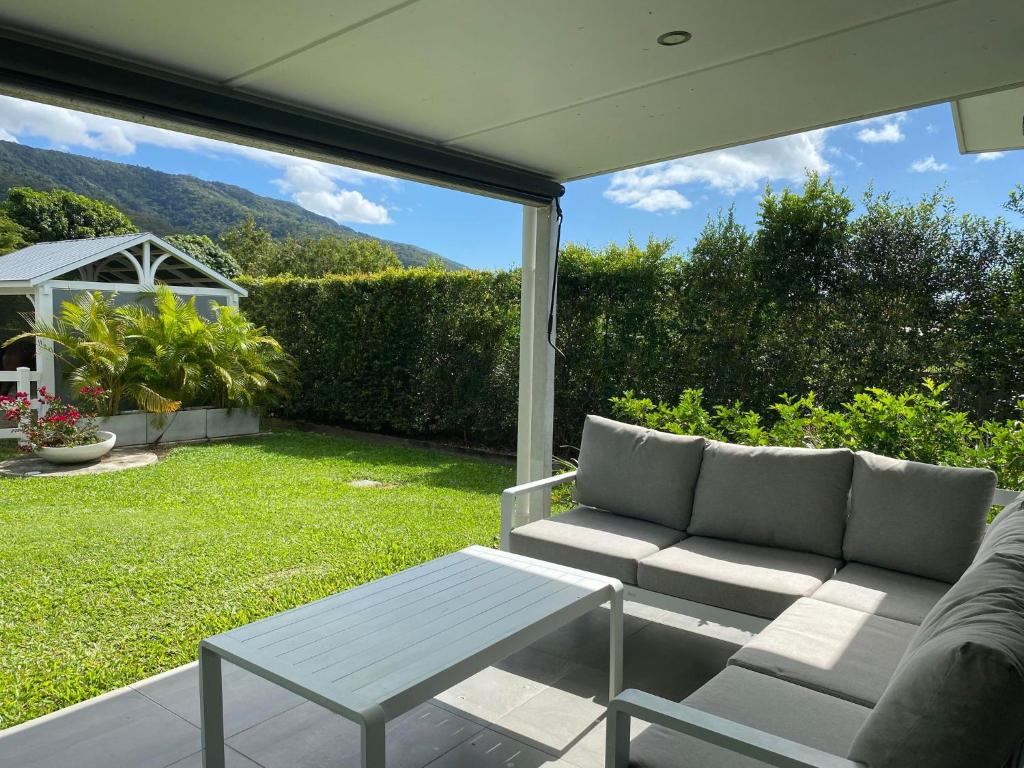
left=606, top=689, right=865, bottom=768
left=500, top=470, right=577, bottom=550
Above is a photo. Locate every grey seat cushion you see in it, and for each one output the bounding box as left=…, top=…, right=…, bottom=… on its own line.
left=629, top=666, right=871, bottom=768
left=812, top=562, right=950, bottom=624
left=637, top=536, right=841, bottom=619
left=576, top=415, right=706, bottom=530
left=508, top=506, right=683, bottom=585
left=843, top=451, right=996, bottom=582
left=729, top=598, right=917, bottom=707
left=848, top=550, right=1024, bottom=768
left=687, top=442, right=853, bottom=558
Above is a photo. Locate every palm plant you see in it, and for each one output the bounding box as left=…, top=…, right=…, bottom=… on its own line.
left=206, top=304, right=295, bottom=409
left=5, top=286, right=293, bottom=415
left=119, top=287, right=218, bottom=408
left=4, top=291, right=179, bottom=416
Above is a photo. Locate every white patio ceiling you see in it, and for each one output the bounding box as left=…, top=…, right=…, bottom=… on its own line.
left=0, top=0, right=1021, bottom=195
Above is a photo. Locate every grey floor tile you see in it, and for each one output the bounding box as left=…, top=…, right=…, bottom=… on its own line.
left=422, top=728, right=555, bottom=768
left=166, top=745, right=264, bottom=768
left=228, top=701, right=481, bottom=768
left=558, top=713, right=656, bottom=768
left=435, top=647, right=572, bottom=724
left=0, top=688, right=198, bottom=768
left=133, top=661, right=306, bottom=736
left=525, top=606, right=649, bottom=671
left=622, top=622, right=732, bottom=700
left=492, top=664, right=608, bottom=755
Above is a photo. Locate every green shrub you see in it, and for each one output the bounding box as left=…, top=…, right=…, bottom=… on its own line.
left=611, top=380, right=1024, bottom=491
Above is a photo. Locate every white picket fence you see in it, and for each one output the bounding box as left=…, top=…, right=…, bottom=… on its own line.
left=0, top=366, right=38, bottom=439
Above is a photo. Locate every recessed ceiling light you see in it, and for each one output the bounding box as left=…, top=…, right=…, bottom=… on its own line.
left=657, top=30, right=692, bottom=46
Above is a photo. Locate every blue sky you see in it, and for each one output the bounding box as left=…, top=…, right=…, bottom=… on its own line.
left=0, top=96, right=1020, bottom=270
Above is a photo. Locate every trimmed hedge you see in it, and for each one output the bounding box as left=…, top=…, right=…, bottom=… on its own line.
left=241, top=270, right=521, bottom=446
left=240, top=180, right=1024, bottom=452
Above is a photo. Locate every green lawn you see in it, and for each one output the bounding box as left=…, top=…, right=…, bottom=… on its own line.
left=0, top=431, right=513, bottom=729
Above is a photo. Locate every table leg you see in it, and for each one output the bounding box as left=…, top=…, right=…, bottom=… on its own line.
left=361, top=719, right=386, bottom=768
left=199, top=646, right=225, bottom=768
left=608, top=585, right=624, bottom=700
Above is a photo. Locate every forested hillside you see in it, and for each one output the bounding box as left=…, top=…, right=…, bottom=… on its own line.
left=0, top=141, right=460, bottom=268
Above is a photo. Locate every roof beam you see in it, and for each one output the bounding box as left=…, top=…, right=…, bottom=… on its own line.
left=0, top=28, right=564, bottom=205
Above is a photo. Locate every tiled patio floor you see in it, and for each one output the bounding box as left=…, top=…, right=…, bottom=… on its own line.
left=0, top=602, right=738, bottom=768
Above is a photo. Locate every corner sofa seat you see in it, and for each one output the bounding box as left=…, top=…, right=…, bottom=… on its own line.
left=729, top=597, right=920, bottom=707
left=811, top=562, right=952, bottom=624
left=637, top=536, right=841, bottom=619
left=628, top=666, right=872, bottom=768
left=508, top=505, right=683, bottom=585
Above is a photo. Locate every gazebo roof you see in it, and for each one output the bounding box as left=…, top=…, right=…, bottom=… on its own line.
left=0, top=232, right=246, bottom=295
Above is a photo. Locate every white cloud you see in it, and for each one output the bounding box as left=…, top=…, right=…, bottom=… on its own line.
left=909, top=155, right=948, bottom=173
left=604, top=129, right=831, bottom=212
left=274, top=164, right=391, bottom=224
left=0, top=95, right=394, bottom=224
left=975, top=152, right=1005, bottom=162
left=604, top=186, right=691, bottom=212
left=854, top=112, right=907, bottom=144
left=925, top=124, right=939, bottom=134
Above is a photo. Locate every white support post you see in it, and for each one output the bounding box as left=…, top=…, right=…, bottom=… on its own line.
left=142, top=241, right=152, bottom=286
left=34, top=285, right=55, bottom=409
left=516, top=201, right=559, bottom=524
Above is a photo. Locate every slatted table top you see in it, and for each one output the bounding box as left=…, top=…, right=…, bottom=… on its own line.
left=202, top=545, right=620, bottom=720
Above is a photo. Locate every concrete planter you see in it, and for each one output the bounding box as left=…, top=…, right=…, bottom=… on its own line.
left=100, top=412, right=148, bottom=446
left=100, top=408, right=260, bottom=446
left=207, top=408, right=261, bottom=438
left=36, top=430, right=117, bottom=464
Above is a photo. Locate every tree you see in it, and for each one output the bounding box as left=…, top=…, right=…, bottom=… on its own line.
left=1007, top=185, right=1024, bottom=218
left=218, top=216, right=277, bottom=276
left=240, top=232, right=401, bottom=277
left=1, top=187, right=135, bottom=242
left=0, top=212, right=29, bottom=255
left=333, top=237, right=402, bottom=275
left=165, top=234, right=242, bottom=279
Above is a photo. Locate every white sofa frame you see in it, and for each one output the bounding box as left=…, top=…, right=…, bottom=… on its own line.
left=501, top=472, right=1024, bottom=768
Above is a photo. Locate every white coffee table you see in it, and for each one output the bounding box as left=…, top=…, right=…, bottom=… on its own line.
left=199, top=545, right=623, bottom=768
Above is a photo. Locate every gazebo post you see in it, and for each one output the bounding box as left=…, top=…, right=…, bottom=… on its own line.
left=33, top=284, right=56, bottom=407
left=515, top=201, right=559, bottom=524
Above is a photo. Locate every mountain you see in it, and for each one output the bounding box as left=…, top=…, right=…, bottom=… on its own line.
left=0, top=141, right=463, bottom=269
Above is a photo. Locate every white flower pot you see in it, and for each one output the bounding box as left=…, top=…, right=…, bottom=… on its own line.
left=36, top=430, right=117, bottom=465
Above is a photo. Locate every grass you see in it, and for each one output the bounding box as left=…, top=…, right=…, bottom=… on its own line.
left=0, top=431, right=513, bottom=729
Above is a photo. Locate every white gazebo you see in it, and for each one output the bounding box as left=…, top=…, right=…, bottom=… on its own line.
left=0, top=232, right=246, bottom=424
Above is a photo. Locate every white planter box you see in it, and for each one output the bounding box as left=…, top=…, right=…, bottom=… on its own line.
left=100, top=412, right=148, bottom=446
left=100, top=408, right=260, bottom=445
left=148, top=408, right=208, bottom=443
left=207, top=408, right=261, bottom=438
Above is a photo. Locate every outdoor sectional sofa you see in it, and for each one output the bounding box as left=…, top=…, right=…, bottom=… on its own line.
left=501, top=415, right=1024, bottom=768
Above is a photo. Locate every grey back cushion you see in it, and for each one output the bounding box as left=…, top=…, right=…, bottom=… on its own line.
left=844, top=452, right=996, bottom=583
left=687, top=441, right=853, bottom=558
left=848, top=546, right=1024, bottom=767
left=575, top=415, right=705, bottom=530
left=975, top=495, right=1024, bottom=565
